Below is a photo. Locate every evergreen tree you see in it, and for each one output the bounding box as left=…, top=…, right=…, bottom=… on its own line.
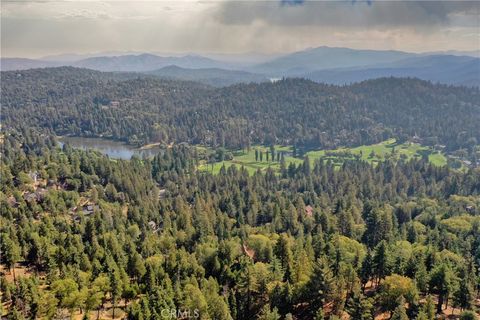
left=346, top=289, right=373, bottom=320
left=109, top=268, right=123, bottom=319
left=459, top=311, right=478, bottom=320
left=360, top=250, right=373, bottom=291
left=391, top=296, right=409, bottom=320
left=419, top=296, right=435, bottom=320
left=453, top=269, right=474, bottom=311
left=1, top=236, right=21, bottom=283
left=273, top=235, right=294, bottom=283
left=373, top=241, right=390, bottom=285
left=414, top=259, right=429, bottom=294
left=304, top=257, right=334, bottom=317
left=429, top=263, right=454, bottom=314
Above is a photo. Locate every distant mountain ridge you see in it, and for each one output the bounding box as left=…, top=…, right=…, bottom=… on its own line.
left=304, top=55, right=480, bottom=87
left=147, top=65, right=268, bottom=87
left=1, top=58, right=60, bottom=71
left=250, top=46, right=415, bottom=75
left=1, top=53, right=237, bottom=72
left=73, top=53, right=236, bottom=72
left=2, top=46, right=479, bottom=87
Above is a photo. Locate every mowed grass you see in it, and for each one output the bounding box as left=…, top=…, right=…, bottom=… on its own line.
left=198, top=145, right=302, bottom=174
left=198, top=139, right=448, bottom=175
left=306, top=138, right=448, bottom=167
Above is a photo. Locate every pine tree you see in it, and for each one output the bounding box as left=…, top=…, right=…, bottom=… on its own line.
left=414, top=259, right=429, bottom=294
left=346, top=289, right=373, bottom=320
left=373, top=241, right=390, bottom=285
left=360, top=250, right=373, bottom=291
left=415, top=311, right=428, bottom=320
left=429, top=263, right=454, bottom=314
left=314, top=308, right=325, bottom=320
left=453, top=269, right=474, bottom=311
left=109, top=268, right=123, bottom=319
left=420, top=295, right=435, bottom=320
left=391, top=296, right=409, bottom=320
left=305, top=256, right=334, bottom=317
left=459, top=310, right=478, bottom=320
left=1, top=236, right=21, bottom=284
left=274, top=234, right=294, bottom=283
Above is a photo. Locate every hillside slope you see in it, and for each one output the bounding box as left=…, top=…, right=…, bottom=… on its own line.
left=147, top=65, right=268, bottom=87
left=2, top=67, right=479, bottom=150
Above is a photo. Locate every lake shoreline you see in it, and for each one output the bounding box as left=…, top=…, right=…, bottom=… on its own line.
left=57, top=136, right=162, bottom=160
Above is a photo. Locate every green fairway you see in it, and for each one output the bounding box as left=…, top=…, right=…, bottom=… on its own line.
left=305, top=138, right=448, bottom=167
left=198, top=139, right=448, bottom=174
left=198, top=145, right=303, bottom=174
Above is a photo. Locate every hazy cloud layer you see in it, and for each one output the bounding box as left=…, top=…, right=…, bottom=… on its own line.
left=215, top=1, right=478, bottom=28
left=1, top=1, right=479, bottom=58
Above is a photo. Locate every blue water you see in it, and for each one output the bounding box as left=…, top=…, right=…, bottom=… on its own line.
left=58, top=136, right=161, bottom=160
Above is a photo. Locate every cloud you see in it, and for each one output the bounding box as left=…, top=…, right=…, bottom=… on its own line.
left=215, top=1, right=479, bottom=28
left=1, top=0, right=478, bottom=58
left=281, top=0, right=306, bottom=6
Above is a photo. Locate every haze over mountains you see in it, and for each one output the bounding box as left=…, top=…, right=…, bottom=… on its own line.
left=146, top=66, right=268, bottom=87
left=305, top=55, right=480, bottom=87
left=2, top=46, right=479, bottom=87
left=249, top=46, right=413, bottom=75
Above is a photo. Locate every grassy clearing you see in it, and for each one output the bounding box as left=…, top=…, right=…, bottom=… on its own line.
left=198, top=139, right=448, bottom=175
left=305, top=138, right=448, bottom=167
left=198, top=145, right=303, bottom=174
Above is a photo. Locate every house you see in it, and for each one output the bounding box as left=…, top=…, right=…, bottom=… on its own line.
left=305, top=205, right=314, bottom=217
left=82, top=210, right=93, bottom=216
left=148, top=221, right=157, bottom=230
left=23, top=188, right=48, bottom=203
left=82, top=204, right=99, bottom=215
left=109, top=101, right=120, bottom=107
left=47, top=179, right=58, bottom=188
left=24, top=192, right=37, bottom=202
left=466, top=205, right=475, bottom=213
left=7, top=196, right=18, bottom=208
left=35, top=188, right=48, bottom=202
left=242, top=244, right=255, bottom=260
left=28, top=171, right=39, bottom=183
left=158, top=189, right=167, bottom=200
left=411, top=134, right=422, bottom=144
left=72, top=205, right=97, bottom=222
left=462, top=160, right=472, bottom=166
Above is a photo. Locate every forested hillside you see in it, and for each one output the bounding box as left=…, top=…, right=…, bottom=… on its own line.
left=1, top=66, right=480, bottom=319
left=1, top=128, right=479, bottom=319
left=146, top=66, right=268, bottom=87
left=2, top=67, right=479, bottom=151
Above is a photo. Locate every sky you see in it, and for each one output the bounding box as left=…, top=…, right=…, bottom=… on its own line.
left=1, top=0, right=479, bottom=59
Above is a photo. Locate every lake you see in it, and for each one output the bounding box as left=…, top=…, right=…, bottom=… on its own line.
left=58, top=136, right=161, bottom=160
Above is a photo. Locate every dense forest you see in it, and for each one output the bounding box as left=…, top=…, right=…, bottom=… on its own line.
left=1, top=67, right=479, bottom=152
left=0, top=128, right=479, bottom=319
left=1, top=66, right=480, bottom=319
